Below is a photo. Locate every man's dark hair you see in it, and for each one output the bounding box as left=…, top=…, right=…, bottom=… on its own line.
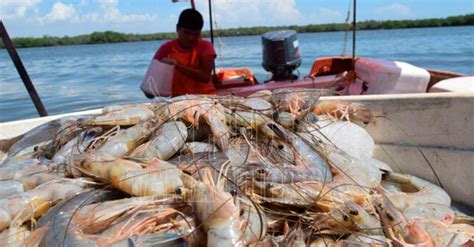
left=177, top=8, right=204, bottom=30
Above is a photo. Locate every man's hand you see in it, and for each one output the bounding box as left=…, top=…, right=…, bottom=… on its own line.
left=161, top=57, right=177, bottom=66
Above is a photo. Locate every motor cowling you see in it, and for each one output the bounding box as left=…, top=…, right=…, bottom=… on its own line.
left=262, top=30, right=301, bottom=81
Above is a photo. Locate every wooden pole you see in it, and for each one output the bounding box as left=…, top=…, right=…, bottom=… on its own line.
left=352, top=0, right=356, bottom=59
left=208, top=0, right=217, bottom=81
left=0, top=21, right=48, bottom=117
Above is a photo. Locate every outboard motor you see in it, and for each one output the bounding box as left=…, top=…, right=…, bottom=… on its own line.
left=262, top=30, right=301, bottom=81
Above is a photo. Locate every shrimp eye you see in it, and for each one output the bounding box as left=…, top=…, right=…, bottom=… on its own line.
left=230, top=189, right=237, bottom=196
left=349, top=210, right=359, bottom=216
left=277, top=144, right=284, bottom=149
left=175, top=186, right=182, bottom=195
left=342, top=214, right=349, bottom=221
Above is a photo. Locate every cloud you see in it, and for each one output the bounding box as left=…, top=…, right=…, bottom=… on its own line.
left=0, top=0, right=41, bottom=19
left=42, top=2, right=77, bottom=23
left=197, top=0, right=303, bottom=28
left=81, top=0, right=157, bottom=24
left=375, top=3, right=412, bottom=17
left=318, top=7, right=344, bottom=22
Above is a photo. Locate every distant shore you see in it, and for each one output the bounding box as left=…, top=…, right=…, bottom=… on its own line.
left=1, top=13, right=473, bottom=49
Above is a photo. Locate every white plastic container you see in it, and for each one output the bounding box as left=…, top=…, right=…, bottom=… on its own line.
left=429, top=76, right=474, bottom=93
left=355, top=58, right=430, bottom=94
left=140, top=59, right=174, bottom=97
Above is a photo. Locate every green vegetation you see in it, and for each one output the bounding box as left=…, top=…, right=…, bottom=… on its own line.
left=1, top=14, right=473, bottom=49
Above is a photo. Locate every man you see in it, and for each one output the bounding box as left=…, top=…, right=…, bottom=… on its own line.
left=144, top=8, right=216, bottom=98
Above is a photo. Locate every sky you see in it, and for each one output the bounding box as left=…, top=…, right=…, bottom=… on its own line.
left=0, top=0, right=473, bottom=38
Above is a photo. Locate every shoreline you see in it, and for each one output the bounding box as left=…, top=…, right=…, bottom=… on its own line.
left=1, top=14, right=473, bottom=49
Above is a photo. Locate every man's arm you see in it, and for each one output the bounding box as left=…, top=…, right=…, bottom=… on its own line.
left=162, top=55, right=214, bottom=83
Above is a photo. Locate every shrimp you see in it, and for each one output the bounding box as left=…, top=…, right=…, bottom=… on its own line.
left=222, top=96, right=274, bottom=116
left=37, top=190, right=118, bottom=246
left=52, top=127, right=102, bottom=164
left=312, top=101, right=375, bottom=124
left=91, top=120, right=154, bottom=161
left=247, top=89, right=273, bottom=102
left=80, top=104, right=155, bottom=126
left=403, top=203, right=459, bottom=224
left=0, top=226, right=30, bottom=247
left=314, top=201, right=383, bottom=236
left=272, top=111, right=297, bottom=129
left=373, top=191, right=436, bottom=246
left=239, top=197, right=267, bottom=245
left=143, top=121, right=188, bottom=161
left=271, top=88, right=324, bottom=116
left=37, top=191, right=183, bottom=246
left=343, top=234, right=389, bottom=246
left=180, top=142, right=218, bottom=155
left=75, top=158, right=183, bottom=197
left=381, top=171, right=451, bottom=211
left=248, top=123, right=332, bottom=183
left=225, top=110, right=280, bottom=141
left=164, top=98, right=230, bottom=150
left=241, top=97, right=273, bottom=116
left=0, top=181, right=25, bottom=199
left=0, top=178, right=91, bottom=231
left=3, top=119, right=61, bottom=158
left=411, top=218, right=474, bottom=246
left=190, top=168, right=243, bottom=246
left=95, top=207, right=191, bottom=246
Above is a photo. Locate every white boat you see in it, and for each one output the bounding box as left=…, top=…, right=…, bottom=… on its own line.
left=1, top=92, right=473, bottom=210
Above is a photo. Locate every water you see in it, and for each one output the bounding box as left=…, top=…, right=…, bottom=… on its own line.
left=1, top=26, right=473, bottom=122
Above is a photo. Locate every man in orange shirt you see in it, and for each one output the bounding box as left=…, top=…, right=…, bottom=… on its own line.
left=144, top=8, right=216, bottom=98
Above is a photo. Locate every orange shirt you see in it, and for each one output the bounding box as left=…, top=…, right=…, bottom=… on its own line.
left=154, top=39, right=216, bottom=96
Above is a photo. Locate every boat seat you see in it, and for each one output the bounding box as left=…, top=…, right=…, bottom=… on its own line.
left=214, top=67, right=257, bottom=89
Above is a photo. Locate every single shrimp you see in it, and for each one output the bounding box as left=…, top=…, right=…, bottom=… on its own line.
left=272, top=111, right=297, bottom=129
left=373, top=191, right=436, bottom=246
left=225, top=108, right=283, bottom=142
left=381, top=171, right=451, bottom=211
left=143, top=121, right=188, bottom=161
left=36, top=190, right=119, bottom=246
left=75, top=157, right=183, bottom=197
left=313, top=201, right=383, bottom=236
left=164, top=98, right=231, bottom=150
left=312, top=101, right=375, bottom=124
left=37, top=191, right=183, bottom=246
left=180, top=142, right=218, bottom=155
left=271, top=88, right=324, bottom=116
left=95, top=207, right=190, bottom=246
left=0, top=178, right=91, bottom=231
left=91, top=120, right=154, bottom=161
left=189, top=168, right=244, bottom=246
left=52, top=127, right=102, bottom=164
left=342, top=234, right=389, bottom=246
left=403, top=203, right=461, bottom=224
left=247, top=123, right=332, bottom=183
left=80, top=104, right=155, bottom=126
left=222, top=96, right=273, bottom=116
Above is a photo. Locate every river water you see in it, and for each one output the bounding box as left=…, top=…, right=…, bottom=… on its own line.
left=0, top=26, right=473, bottom=122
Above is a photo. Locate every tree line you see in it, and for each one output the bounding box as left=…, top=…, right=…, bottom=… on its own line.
left=1, top=13, right=473, bottom=49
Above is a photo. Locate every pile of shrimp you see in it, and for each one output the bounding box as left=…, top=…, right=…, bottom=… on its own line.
left=0, top=88, right=472, bottom=246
